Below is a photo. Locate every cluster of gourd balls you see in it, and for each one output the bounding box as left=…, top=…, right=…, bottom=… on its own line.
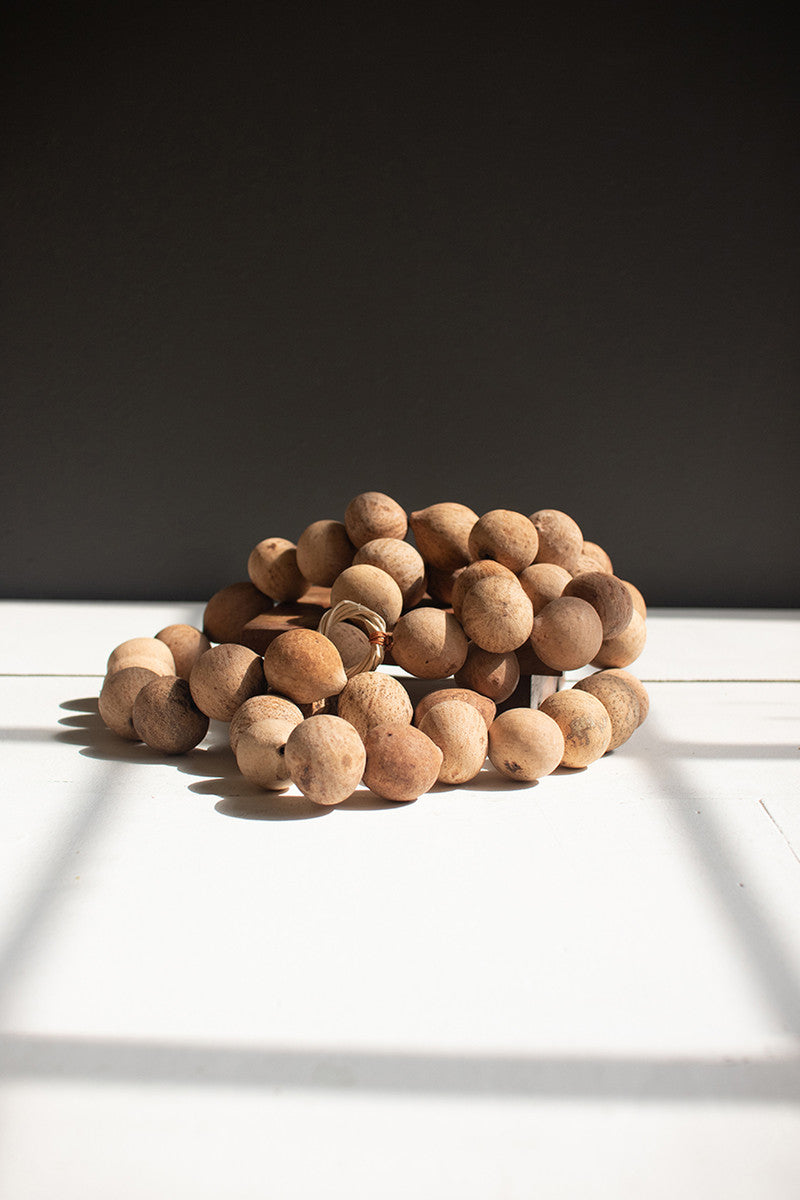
left=96, top=493, right=649, bottom=806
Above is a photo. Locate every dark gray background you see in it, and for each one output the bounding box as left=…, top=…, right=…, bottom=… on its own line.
left=2, top=3, right=798, bottom=606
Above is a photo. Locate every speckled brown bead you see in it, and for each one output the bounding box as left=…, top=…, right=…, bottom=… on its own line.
left=262, top=628, right=347, bottom=704
left=573, top=670, right=642, bottom=751
left=562, top=572, right=634, bottom=640
left=330, top=563, right=404, bottom=629
left=229, top=694, right=304, bottom=755
left=460, top=576, right=533, bottom=654
left=529, top=509, right=583, bottom=574
left=468, top=509, right=539, bottom=572
left=417, top=698, right=489, bottom=785
left=336, top=671, right=413, bottom=743
left=203, top=581, right=272, bottom=645
left=155, top=625, right=211, bottom=680
left=539, top=688, right=611, bottom=768
left=409, top=502, right=479, bottom=572
left=189, top=643, right=267, bottom=722
left=234, top=717, right=296, bottom=791
left=413, top=687, right=496, bottom=730
left=344, top=491, right=408, bottom=547
left=98, top=665, right=160, bottom=740
left=530, top=596, right=604, bottom=672
left=353, top=538, right=427, bottom=610
left=106, top=637, right=175, bottom=677
left=487, top=708, right=565, bottom=781
left=247, top=537, right=307, bottom=603
left=296, top=520, right=355, bottom=587
left=132, top=675, right=209, bottom=754
left=454, top=644, right=520, bottom=703
left=391, top=608, right=469, bottom=679
left=591, top=610, right=647, bottom=669
left=362, top=724, right=443, bottom=802
left=285, top=714, right=367, bottom=806
left=450, top=559, right=516, bottom=623
left=517, top=562, right=573, bottom=614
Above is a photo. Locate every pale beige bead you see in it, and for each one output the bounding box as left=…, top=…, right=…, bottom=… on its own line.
left=487, top=708, right=565, bottom=781
left=418, top=699, right=489, bottom=784
left=454, top=644, right=520, bottom=703
left=460, top=576, right=533, bottom=654
left=296, top=520, right=355, bottom=587
left=413, top=687, right=496, bottom=730
left=203, top=581, right=272, bottom=644
left=409, top=502, right=479, bottom=572
left=106, top=637, right=175, bottom=677
left=468, top=509, right=539, bottom=572
left=262, top=628, right=347, bottom=704
left=325, top=621, right=371, bottom=673
left=247, top=537, right=307, bottom=603
left=235, top=717, right=296, bottom=791
left=155, top=624, right=211, bottom=680
left=517, top=562, right=573, bottom=614
left=229, top=694, right=304, bottom=755
left=189, top=643, right=267, bottom=722
left=98, top=666, right=160, bottom=740
left=530, top=596, right=604, bottom=671
left=344, top=491, right=408, bottom=547
left=573, top=670, right=641, bottom=751
left=336, top=671, right=413, bottom=743
left=621, top=580, right=647, bottom=620
left=592, top=610, right=647, bottom=669
left=391, top=608, right=469, bottom=679
left=450, top=559, right=516, bottom=623
left=529, top=509, right=583, bottom=574
left=581, top=540, right=614, bottom=574
left=132, top=676, right=209, bottom=754
left=604, top=668, right=650, bottom=725
left=330, top=564, right=403, bottom=629
left=362, top=724, right=443, bottom=802
left=539, top=689, right=611, bottom=768
left=562, top=572, right=634, bottom=640
left=285, top=714, right=367, bottom=806
left=353, top=538, right=427, bottom=610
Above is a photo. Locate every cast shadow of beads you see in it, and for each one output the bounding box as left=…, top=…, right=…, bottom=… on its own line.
left=430, top=764, right=539, bottom=794
left=56, top=700, right=171, bottom=765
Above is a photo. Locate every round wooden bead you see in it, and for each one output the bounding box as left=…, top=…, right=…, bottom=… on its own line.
left=235, top=717, right=297, bottom=791
left=247, top=537, right=307, bottom=603
left=353, top=538, right=427, bottom=610
left=285, top=714, right=367, bottom=806
left=460, top=576, right=533, bottom=654
left=409, top=502, right=479, bottom=572
left=530, top=596, right=604, bottom=671
left=487, top=708, right=565, bottom=781
left=330, top=564, right=403, bottom=629
left=413, top=687, right=496, bottom=730
left=155, top=624, right=211, bottom=680
left=517, top=562, right=573, bottom=614
left=344, top=491, right=408, bottom=547
left=336, top=672, right=413, bottom=743
left=132, top=675, right=209, bottom=754
left=529, top=509, right=583, bottom=574
left=106, top=637, right=175, bottom=677
left=425, top=565, right=464, bottom=606
left=621, top=580, right=647, bottom=619
left=450, top=559, right=516, bottom=623
left=391, top=608, right=469, bottom=679
left=454, top=644, right=520, bottom=703
left=539, top=689, right=611, bottom=768
left=296, top=520, right=355, bottom=587
left=592, top=610, right=647, bottom=669
left=189, top=643, right=267, bottom=722
left=562, top=572, right=634, bottom=640
left=98, top=666, right=160, bottom=740
left=580, top=540, right=614, bottom=574
left=363, top=724, right=443, bottom=802
left=418, top=699, right=489, bottom=784
left=203, top=581, right=272, bottom=644
left=604, top=668, right=649, bottom=725
left=229, top=694, right=304, bottom=755
left=573, top=670, right=641, bottom=751
left=468, top=509, right=539, bottom=572
left=262, top=628, right=347, bottom=704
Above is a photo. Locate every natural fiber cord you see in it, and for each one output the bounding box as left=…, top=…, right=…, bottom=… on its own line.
left=317, top=600, right=392, bottom=678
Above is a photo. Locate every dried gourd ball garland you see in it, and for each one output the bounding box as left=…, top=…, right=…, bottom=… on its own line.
left=92, top=493, right=650, bottom=805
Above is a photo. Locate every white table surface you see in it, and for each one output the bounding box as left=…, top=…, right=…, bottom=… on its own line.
left=0, top=602, right=798, bottom=1199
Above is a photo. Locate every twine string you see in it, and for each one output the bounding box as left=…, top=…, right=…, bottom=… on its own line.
left=318, top=600, right=393, bottom=678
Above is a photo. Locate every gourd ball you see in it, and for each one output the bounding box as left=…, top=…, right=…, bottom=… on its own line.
left=451, top=559, right=516, bottom=623
left=344, top=491, right=408, bottom=547
left=460, top=576, right=533, bottom=654
left=107, top=637, right=175, bottom=677
left=189, top=643, right=267, bottom=722
left=325, top=621, right=371, bottom=673
left=573, top=670, right=641, bottom=751
left=539, top=689, right=611, bottom=768
left=418, top=699, right=489, bottom=785
left=426, top=565, right=463, bottom=606
left=229, top=694, right=304, bottom=755
left=155, top=624, right=211, bottom=680
left=391, top=608, right=469, bottom=679
left=337, top=672, right=413, bottom=743
left=247, top=537, right=307, bottom=603
left=487, top=708, right=565, bottom=781
left=592, top=610, right=647, bottom=669
left=98, top=665, right=160, bottom=740
left=234, top=717, right=297, bottom=791
left=409, top=502, right=479, bottom=572
left=296, top=520, right=355, bottom=587
left=203, top=581, right=272, bottom=644
left=263, top=628, right=347, bottom=703
left=414, top=687, right=496, bottom=730
left=529, top=509, right=583, bottom=574
left=454, top=644, right=520, bottom=703
left=330, top=564, right=403, bottom=629
left=562, top=572, right=634, bottom=640
left=363, top=725, right=443, bottom=802
left=132, top=676, right=209, bottom=754
left=604, top=669, right=650, bottom=725
left=622, top=580, right=647, bottom=620
left=468, top=509, right=539, bottom=572
left=580, top=540, right=614, bottom=574
left=285, top=714, right=367, bottom=806
left=517, top=562, right=573, bottom=614
left=530, top=596, right=604, bottom=671
left=353, top=538, right=427, bottom=610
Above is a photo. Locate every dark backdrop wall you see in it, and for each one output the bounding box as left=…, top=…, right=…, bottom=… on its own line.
left=2, top=2, right=798, bottom=606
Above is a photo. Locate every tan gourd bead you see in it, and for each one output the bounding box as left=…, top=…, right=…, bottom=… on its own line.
left=189, top=643, right=267, bottom=722
left=336, top=672, right=413, bottom=743
left=468, top=509, right=539, bottom=572
left=285, top=714, right=367, bottom=806
left=562, top=572, right=634, bottom=641
left=409, top=502, right=479, bottom=572
left=106, top=637, right=175, bottom=677
left=414, top=687, right=496, bottom=730
left=450, top=559, right=516, bottom=623
left=203, top=581, right=272, bottom=644
left=573, top=670, right=641, bottom=751
left=529, top=509, right=584, bottom=574
left=247, top=537, right=307, bottom=603
left=487, top=708, right=565, bottom=781
left=530, top=596, right=604, bottom=671
left=330, top=563, right=404, bottom=629
left=353, top=538, right=427, bottom=610
left=344, top=491, right=408, bottom=547
left=363, top=724, right=443, bottom=802
left=229, top=694, right=304, bottom=755
left=418, top=699, right=489, bottom=785
left=234, top=717, right=296, bottom=791
left=155, top=624, right=211, bottom=680
left=98, top=665, right=160, bottom=740
left=454, top=644, right=520, bottom=703
left=604, top=668, right=650, bottom=725
left=296, top=520, right=355, bottom=587
left=426, top=565, right=463, bottom=606
left=581, top=540, right=614, bottom=574
left=325, top=621, right=371, bottom=673
left=592, top=610, right=647, bottom=669
left=460, top=576, right=534, bottom=654
left=539, top=688, right=611, bottom=768
left=517, top=562, right=573, bottom=614
left=391, top=608, right=469, bottom=679
left=262, top=628, right=347, bottom=704
left=132, top=675, right=210, bottom=754
left=621, top=580, right=647, bottom=620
